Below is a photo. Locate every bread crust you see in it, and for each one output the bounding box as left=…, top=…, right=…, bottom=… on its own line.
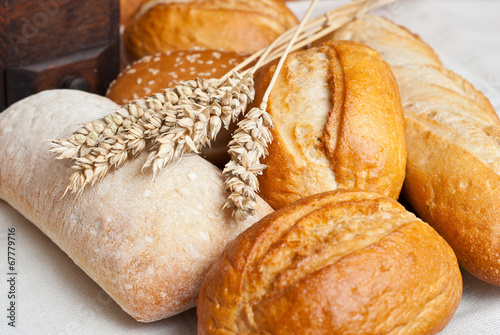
left=0, top=90, right=273, bottom=321
left=123, top=0, right=299, bottom=61
left=254, top=40, right=406, bottom=209
left=197, top=190, right=462, bottom=334
left=330, top=14, right=500, bottom=285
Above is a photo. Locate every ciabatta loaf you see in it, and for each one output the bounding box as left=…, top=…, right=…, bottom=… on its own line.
left=198, top=190, right=462, bottom=334
left=254, top=40, right=407, bottom=209
left=0, top=89, right=273, bottom=321
left=330, top=14, right=500, bottom=285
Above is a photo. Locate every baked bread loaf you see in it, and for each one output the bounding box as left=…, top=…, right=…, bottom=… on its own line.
left=330, top=14, right=500, bottom=286
left=198, top=190, right=462, bottom=334
left=0, top=89, right=273, bottom=321
left=122, top=0, right=299, bottom=61
left=106, top=49, right=249, bottom=168
left=253, top=40, right=407, bottom=209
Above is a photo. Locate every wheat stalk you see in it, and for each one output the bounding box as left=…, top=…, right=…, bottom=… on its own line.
left=50, top=0, right=396, bottom=215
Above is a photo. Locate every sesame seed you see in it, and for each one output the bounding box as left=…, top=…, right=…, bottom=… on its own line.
left=148, top=68, right=160, bottom=75
left=186, top=54, right=201, bottom=63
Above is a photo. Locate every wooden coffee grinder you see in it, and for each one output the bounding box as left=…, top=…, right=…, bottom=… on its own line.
left=0, top=0, right=120, bottom=111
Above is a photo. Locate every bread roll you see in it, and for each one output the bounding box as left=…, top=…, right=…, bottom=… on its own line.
left=197, top=190, right=462, bottom=334
left=123, top=0, right=299, bottom=61
left=330, top=14, right=500, bottom=286
left=106, top=49, right=249, bottom=168
left=0, top=89, right=273, bottom=321
left=107, top=50, right=249, bottom=104
left=253, top=40, right=407, bottom=209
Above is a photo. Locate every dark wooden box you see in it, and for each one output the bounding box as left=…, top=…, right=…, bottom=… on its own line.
left=0, top=0, right=120, bottom=111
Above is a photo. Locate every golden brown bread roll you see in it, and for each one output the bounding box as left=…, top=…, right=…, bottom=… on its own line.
left=253, top=40, right=407, bottom=209
left=197, top=190, right=462, bottom=334
left=122, top=0, right=299, bottom=62
left=330, top=14, right=500, bottom=286
left=106, top=49, right=249, bottom=168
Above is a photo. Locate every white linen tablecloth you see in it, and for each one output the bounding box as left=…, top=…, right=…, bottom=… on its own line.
left=1, top=1, right=499, bottom=334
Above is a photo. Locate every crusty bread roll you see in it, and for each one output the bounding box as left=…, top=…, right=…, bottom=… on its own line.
left=0, top=89, right=273, bottom=321
left=106, top=49, right=249, bottom=168
left=330, top=14, right=500, bottom=286
left=198, top=190, right=462, bottom=334
left=253, top=40, right=407, bottom=209
left=123, top=0, right=299, bottom=62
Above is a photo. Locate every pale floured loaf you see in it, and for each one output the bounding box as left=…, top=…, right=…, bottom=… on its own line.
left=330, top=14, right=500, bottom=285
left=0, top=89, right=273, bottom=321
left=198, top=190, right=462, bottom=334
left=253, top=40, right=407, bottom=209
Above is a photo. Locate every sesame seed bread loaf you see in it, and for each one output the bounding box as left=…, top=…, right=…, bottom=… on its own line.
left=253, top=40, right=407, bottom=209
left=106, top=49, right=249, bottom=168
left=122, top=0, right=299, bottom=62
left=107, top=50, right=248, bottom=104
left=0, top=89, right=273, bottom=321
left=329, top=14, right=500, bottom=286
left=197, top=190, right=462, bottom=334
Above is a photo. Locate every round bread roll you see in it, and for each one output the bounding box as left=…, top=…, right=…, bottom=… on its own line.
left=106, top=49, right=249, bottom=168
left=254, top=40, right=407, bottom=209
left=123, top=0, right=299, bottom=62
left=197, top=190, right=462, bottom=334
left=107, top=49, right=249, bottom=104
left=0, top=89, right=273, bottom=321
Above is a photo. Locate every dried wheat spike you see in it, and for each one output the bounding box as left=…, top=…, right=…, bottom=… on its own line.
left=142, top=72, right=256, bottom=176
left=223, top=107, right=273, bottom=219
